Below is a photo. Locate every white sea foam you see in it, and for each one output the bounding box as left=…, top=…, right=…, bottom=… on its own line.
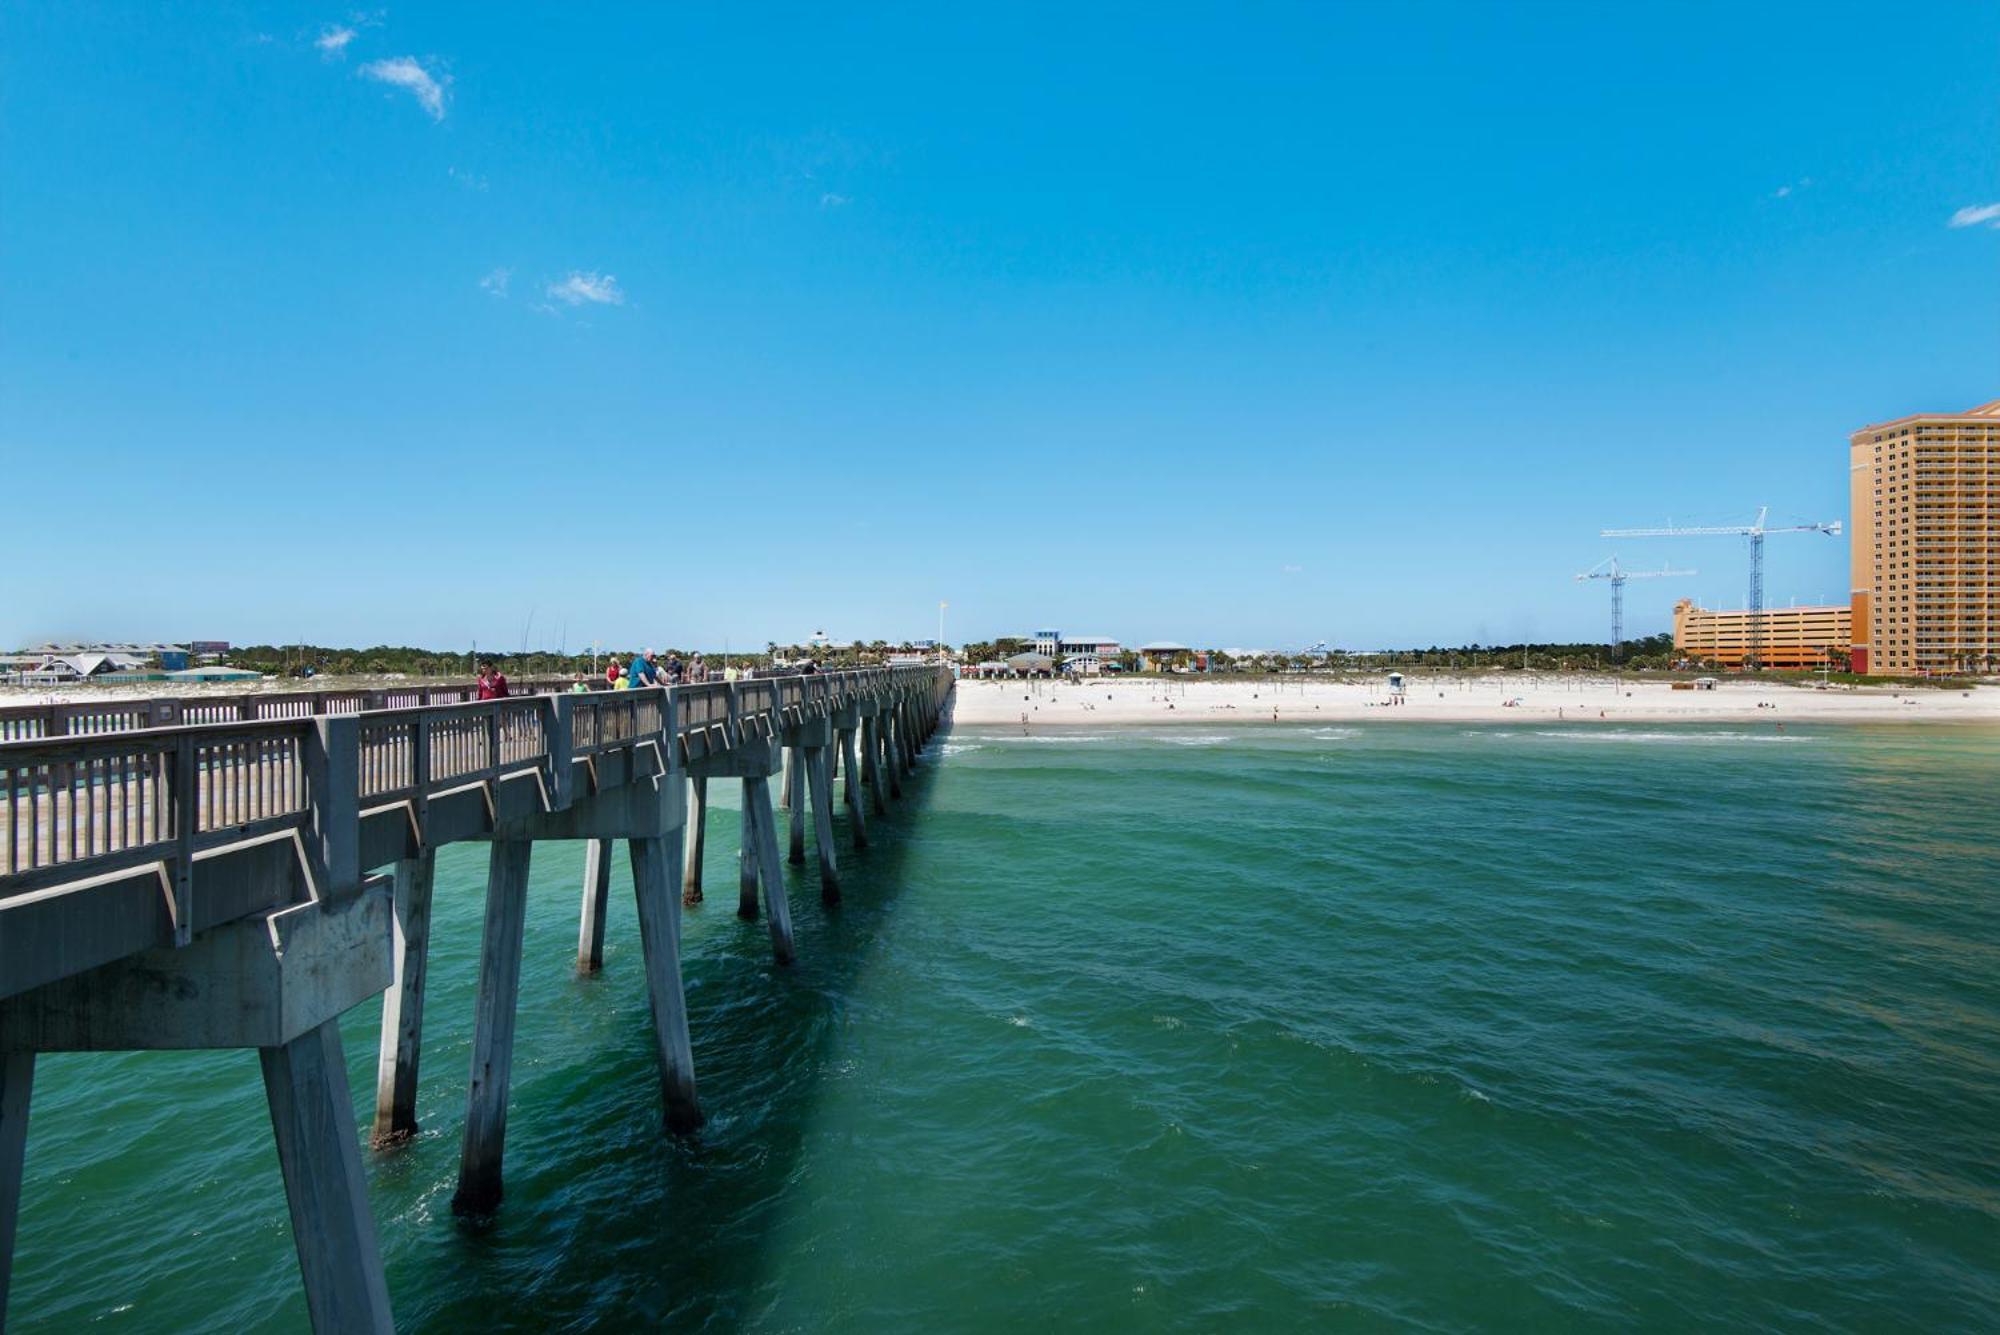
left=964, top=733, right=1110, bottom=744
left=1528, top=730, right=1818, bottom=745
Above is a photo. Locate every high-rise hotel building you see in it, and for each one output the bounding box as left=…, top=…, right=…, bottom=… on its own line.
left=1849, top=400, right=2000, bottom=674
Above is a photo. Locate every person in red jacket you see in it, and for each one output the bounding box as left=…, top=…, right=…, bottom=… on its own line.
left=476, top=662, right=510, bottom=700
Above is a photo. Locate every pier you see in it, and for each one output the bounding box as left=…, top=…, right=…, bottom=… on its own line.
left=0, top=666, right=952, bottom=1332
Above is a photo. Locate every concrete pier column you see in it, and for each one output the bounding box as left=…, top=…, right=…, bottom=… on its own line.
left=744, top=776, right=797, bottom=965
left=0, top=1051, right=34, bottom=1330
left=885, top=711, right=905, bottom=799
left=738, top=786, right=760, bottom=920
left=261, top=1020, right=396, bottom=1334
left=453, top=839, right=533, bottom=1216
left=628, top=837, right=702, bottom=1133
left=779, top=744, right=794, bottom=806
left=372, top=848, right=437, bottom=1146
left=577, top=838, right=612, bottom=974
left=861, top=717, right=887, bottom=815
left=683, top=776, right=708, bottom=907
left=786, top=745, right=807, bottom=865
left=804, top=745, right=841, bottom=905
left=838, top=727, right=869, bottom=849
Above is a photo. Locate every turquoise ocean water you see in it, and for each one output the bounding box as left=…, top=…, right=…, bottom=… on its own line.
left=11, top=719, right=2000, bottom=1330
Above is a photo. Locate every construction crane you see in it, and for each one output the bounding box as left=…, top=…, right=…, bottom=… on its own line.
left=1574, top=556, right=1696, bottom=660
left=1601, top=506, right=1841, bottom=670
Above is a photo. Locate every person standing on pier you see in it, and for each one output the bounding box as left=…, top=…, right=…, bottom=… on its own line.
left=628, top=648, right=664, bottom=689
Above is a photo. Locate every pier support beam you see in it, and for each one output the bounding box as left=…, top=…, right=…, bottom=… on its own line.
left=884, top=711, right=904, bottom=800
left=838, top=727, right=869, bottom=849
left=453, top=839, right=533, bottom=1216
left=683, top=776, right=707, bottom=907
left=804, top=744, right=841, bottom=904
left=628, top=836, right=702, bottom=1133
left=743, top=776, right=796, bottom=965
left=787, top=746, right=807, bottom=865
left=738, top=790, right=759, bottom=919
left=861, top=716, right=887, bottom=815
left=372, top=849, right=436, bottom=1147
left=262, top=1019, right=396, bottom=1334
left=577, top=838, right=612, bottom=974
left=0, top=1052, right=32, bottom=1331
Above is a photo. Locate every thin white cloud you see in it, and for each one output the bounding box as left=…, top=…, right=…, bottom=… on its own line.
left=1772, top=176, right=1812, bottom=199
left=480, top=267, right=512, bottom=298
left=359, top=56, right=448, bottom=121
left=1948, top=202, right=2000, bottom=229
left=546, top=272, right=625, bottom=306
left=1281, top=564, right=1303, bottom=574
left=449, top=165, right=489, bottom=191
left=819, top=192, right=851, bottom=209
left=315, top=25, right=357, bottom=56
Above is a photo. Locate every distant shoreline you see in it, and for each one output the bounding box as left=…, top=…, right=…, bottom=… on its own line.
left=949, top=676, right=2000, bottom=729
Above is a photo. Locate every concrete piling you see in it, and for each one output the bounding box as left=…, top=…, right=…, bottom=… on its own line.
left=738, top=787, right=760, bottom=919
left=805, top=744, right=841, bottom=904
left=885, top=711, right=904, bottom=799
left=262, top=1020, right=395, bottom=1334
left=862, top=716, right=887, bottom=815
left=577, top=838, right=612, bottom=974
left=628, top=836, right=702, bottom=1133
left=744, top=776, right=796, bottom=965
left=453, top=839, right=533, bottom=1216
left=683, top=776, right=707, bottom=907
left=838, top=726, right=869, bottom=848
left=0, top=1051, right=33, bottom=1331
left=787, top=746, right=807, bottom=865
left=372, top=849, right=436, bottom=1146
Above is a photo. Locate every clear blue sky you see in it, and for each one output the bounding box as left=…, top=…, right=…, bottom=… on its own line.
left=5, top=4, right=1997, bottom=652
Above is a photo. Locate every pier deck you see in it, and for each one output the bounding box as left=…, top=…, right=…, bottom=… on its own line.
left=0, top=665, right=952, bottom=1332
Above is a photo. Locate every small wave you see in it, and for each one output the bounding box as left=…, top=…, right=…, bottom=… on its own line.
left=1007, top=1015, right=1033, bottom=1029
left=1529, top=729, right=1818, bottom=744
left=1158, top=734, right=1235, bottom=747
left=963, top=733, right=1109, bottom=744
left=939, top=743, right=983, bottom=756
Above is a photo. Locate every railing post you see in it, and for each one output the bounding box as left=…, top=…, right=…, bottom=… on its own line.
left=486, top=706, right=502, bottom=776
left=548, top=695, right=575, bottom=809
left=411, top=711, right=431, bottom=846
left=170, top=736, right=197, bottom=946
left=659, top=684, right=677, bottom=773
left=304, top=716, right=361, bottom=900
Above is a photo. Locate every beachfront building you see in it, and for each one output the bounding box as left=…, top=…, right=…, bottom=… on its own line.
left=1029, top=630, right=1122, bottom=660
left=1849, top=399, right=2000, bottom=675
left=1134, top=641, right=1196, bottom=672
left=1671, top=599, right=1851, bottom=670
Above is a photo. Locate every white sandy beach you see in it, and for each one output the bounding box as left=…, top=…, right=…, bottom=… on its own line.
left=949, top=675, right=2000, bottom=728
left=4, top=673, right=1996, bottom=728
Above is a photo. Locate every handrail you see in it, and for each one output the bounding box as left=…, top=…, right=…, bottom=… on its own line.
left=0, top=667, right=950, bottom=903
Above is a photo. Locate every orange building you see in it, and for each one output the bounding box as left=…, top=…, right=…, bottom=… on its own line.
left=1672, top=599, right=1851, bottom=669
left=1849, top=400, right=2000, bottom=675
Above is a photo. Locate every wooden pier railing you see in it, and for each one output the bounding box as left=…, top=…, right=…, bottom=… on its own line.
left=0, top=667, right=930, bottom=918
